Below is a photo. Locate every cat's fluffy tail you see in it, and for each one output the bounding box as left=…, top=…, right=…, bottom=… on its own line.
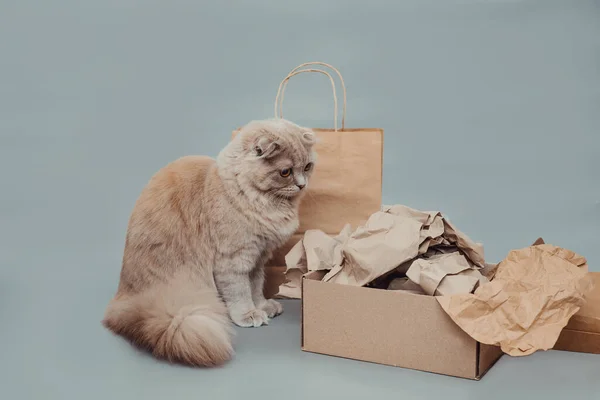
left=102, top=279, right=234, bottom=367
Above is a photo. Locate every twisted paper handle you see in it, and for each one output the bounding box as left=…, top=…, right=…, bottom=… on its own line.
left=274, top=62, right=347, bottom=131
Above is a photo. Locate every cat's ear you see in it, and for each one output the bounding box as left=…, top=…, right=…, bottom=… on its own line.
left=300, top=130, right=316, bottom=147
left=253, top=136, right=281, bottom=159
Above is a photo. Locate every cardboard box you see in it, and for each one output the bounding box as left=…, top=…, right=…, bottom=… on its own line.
left=554, top=272, right=600, bottom=354
left=301, top=271, right=503, bottom=380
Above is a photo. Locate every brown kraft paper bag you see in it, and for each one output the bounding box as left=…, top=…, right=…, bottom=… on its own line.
left=232, top=62, right=383, bottom=297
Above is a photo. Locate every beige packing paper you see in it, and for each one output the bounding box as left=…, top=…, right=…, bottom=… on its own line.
left=437, top=242, right=594, bottom=356
left=406, top=252, right=489, bottom=296
left=564, top=272, right=600, bottom=333
left=278, top=225, right=352, bottom=299
left=282, top=204, right=487, bottom=298
left=321, top=205, right=486, bottom=287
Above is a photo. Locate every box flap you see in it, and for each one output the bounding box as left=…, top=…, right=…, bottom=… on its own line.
left=476, top=344, right=503, bottom=379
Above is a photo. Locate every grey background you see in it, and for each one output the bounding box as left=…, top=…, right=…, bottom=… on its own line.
left=0, top=0, right=598, bottom=399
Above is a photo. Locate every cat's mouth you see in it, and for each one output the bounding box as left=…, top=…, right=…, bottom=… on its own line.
left=274, top=187, right=302, bottom=199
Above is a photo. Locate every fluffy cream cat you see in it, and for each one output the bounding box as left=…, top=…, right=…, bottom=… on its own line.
left=102, top=119, right=316, bottom=367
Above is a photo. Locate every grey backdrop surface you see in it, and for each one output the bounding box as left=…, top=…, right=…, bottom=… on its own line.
left=0, top=1, right=599, bottom=399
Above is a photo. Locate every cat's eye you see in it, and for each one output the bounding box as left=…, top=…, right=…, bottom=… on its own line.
left=280, top=168, right=292, bottom=177
left=304, top=163, right=313, bottom=172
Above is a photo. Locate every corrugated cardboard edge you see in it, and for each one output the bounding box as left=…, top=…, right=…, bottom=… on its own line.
left=301, top=272, right=501, bottom=380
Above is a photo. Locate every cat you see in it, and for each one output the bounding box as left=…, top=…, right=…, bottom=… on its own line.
left=102, top=118, right=316, bottom=367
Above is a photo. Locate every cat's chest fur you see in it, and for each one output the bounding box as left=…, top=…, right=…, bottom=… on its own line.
left=252, top=210, right=299, bottom=252
left=208, top=197, right=299, bottom=261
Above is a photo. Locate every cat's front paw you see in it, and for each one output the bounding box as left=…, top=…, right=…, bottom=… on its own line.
left=230, top=309, right=269, bottom=328
left=259, top=299, right=283, bottom=318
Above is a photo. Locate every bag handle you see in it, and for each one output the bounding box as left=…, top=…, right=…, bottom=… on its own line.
left=274, top=68, right=339, bottom=131
left=275, top=61, right=346, bottom=131
left=280, top=62, right=347, bottom=130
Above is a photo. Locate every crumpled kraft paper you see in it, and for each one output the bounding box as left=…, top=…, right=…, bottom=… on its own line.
left=278, top=225, right=351, bottom=299
left=406, top=251, right=488, bottom=296
left=281, top=204, right=486, bottom=298
left=437, top=242, right=594, bottom=356
left=564, top=272, right=600, bottom=333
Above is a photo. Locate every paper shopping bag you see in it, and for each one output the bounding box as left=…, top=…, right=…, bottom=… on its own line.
left=233, top=62, right=383, bottom=295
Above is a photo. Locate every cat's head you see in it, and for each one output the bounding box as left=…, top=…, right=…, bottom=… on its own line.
left=219, top=119, right=317, bottom=200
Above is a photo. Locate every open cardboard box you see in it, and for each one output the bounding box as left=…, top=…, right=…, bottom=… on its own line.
left=301, top=270, right=503, bottom=380
left=284, top=206, right=595, bottom=377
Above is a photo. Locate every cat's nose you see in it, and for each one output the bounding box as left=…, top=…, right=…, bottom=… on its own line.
left=296, top=184, right=305, bottom=190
